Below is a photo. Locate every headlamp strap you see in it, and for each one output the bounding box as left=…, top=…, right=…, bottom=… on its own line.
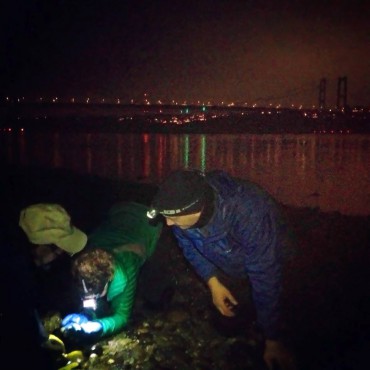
left=82, top=279, right=88, bottom=294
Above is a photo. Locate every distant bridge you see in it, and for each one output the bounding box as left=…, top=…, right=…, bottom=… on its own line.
left=0, top=102, right=358, bottom=120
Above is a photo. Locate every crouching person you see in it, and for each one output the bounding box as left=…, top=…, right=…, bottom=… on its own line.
left=61, top=201, right=167, bottom=342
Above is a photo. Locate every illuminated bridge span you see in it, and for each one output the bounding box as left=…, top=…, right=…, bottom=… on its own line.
left=1, top=101, right=368, bottom=118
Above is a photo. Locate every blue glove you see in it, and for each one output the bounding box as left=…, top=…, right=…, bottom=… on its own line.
left=61, top=313, right=102, bottom=339
left=61, top=313, right=89, bottom=328
left=80, top=321, right=102, bottom=334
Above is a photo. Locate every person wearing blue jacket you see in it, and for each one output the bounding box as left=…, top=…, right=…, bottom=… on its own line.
left=147, top=169, right=295, bottom=370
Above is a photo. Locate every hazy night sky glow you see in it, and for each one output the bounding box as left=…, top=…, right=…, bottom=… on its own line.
left=1, top=0, right=369, bottom=108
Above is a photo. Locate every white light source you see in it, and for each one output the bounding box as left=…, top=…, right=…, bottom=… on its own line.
left=83, top=298, right=97, bottom=310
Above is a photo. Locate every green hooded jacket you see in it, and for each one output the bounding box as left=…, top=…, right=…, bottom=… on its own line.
left=86, top=201, right=162, bottom=337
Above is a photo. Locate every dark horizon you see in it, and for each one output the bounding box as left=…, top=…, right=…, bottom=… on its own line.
left=1, top=0, right=369, bottom=108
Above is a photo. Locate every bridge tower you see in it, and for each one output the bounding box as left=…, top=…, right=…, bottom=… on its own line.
left=318, top=78, right=327, bottom=109
left=336, top=76, right=347, bottom=110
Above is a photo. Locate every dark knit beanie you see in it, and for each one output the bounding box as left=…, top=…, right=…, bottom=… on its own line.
left=151, top=170, right=207, bottom=216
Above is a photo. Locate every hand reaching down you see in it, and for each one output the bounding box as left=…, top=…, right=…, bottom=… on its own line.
left=207, top=276, right=238, bottom=317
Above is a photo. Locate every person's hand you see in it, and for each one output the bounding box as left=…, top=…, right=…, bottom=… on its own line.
left=80, top=321, right=102, bottom=334
left=207, top=276, right=238, bottom=316
left=263, top=339, right=296, bottom=370
left=61, top=313, right=89, bottom=328
left=62, top=320, right=102, bottom=335
left=61, top=313, right=102, bottom=340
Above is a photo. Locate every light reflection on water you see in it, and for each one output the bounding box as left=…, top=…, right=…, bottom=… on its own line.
left=3, top=130, right=370, bottom=215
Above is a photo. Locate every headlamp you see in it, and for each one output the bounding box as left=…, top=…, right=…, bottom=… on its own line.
left=81, top=279, right=108, bottom=311
left=83, top=297, right=98, bottom=310
left=147, top=198, right=202, bottom=219
left=146, top=208, right=158, bottom=219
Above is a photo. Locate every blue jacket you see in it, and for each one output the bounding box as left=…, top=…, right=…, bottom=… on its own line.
left=172, top=170, right=287, bottom=339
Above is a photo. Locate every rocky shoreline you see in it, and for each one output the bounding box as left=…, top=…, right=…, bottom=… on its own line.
left=2, top=165, right=370, bottom=369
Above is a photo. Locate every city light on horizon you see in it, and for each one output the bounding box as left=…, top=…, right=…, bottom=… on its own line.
left=2, top=93, right=370, bottom=112
left=1, top=1, right=368, bottom=109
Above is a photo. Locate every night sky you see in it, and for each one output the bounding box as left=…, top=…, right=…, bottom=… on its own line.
left=1, top=0, right=369, bottom=108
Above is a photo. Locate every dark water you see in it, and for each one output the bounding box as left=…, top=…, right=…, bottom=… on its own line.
left=2, top=129, right=370, bottom=215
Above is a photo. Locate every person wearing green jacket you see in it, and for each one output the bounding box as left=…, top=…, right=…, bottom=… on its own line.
left=59, top=201, right=165, bottom=340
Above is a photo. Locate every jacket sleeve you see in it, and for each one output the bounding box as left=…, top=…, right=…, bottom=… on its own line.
left=239, top=206, right=283, bottom=340
left=173, top=229, right=218, bottom=282
left=95, top=271, right=137, bottom=337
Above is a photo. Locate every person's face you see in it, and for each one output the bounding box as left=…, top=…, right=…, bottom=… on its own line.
left=164, top=211, right=202, bottom=229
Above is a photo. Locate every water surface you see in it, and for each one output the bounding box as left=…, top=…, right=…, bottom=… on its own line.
left=2, top=130, right=370, bottom=215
